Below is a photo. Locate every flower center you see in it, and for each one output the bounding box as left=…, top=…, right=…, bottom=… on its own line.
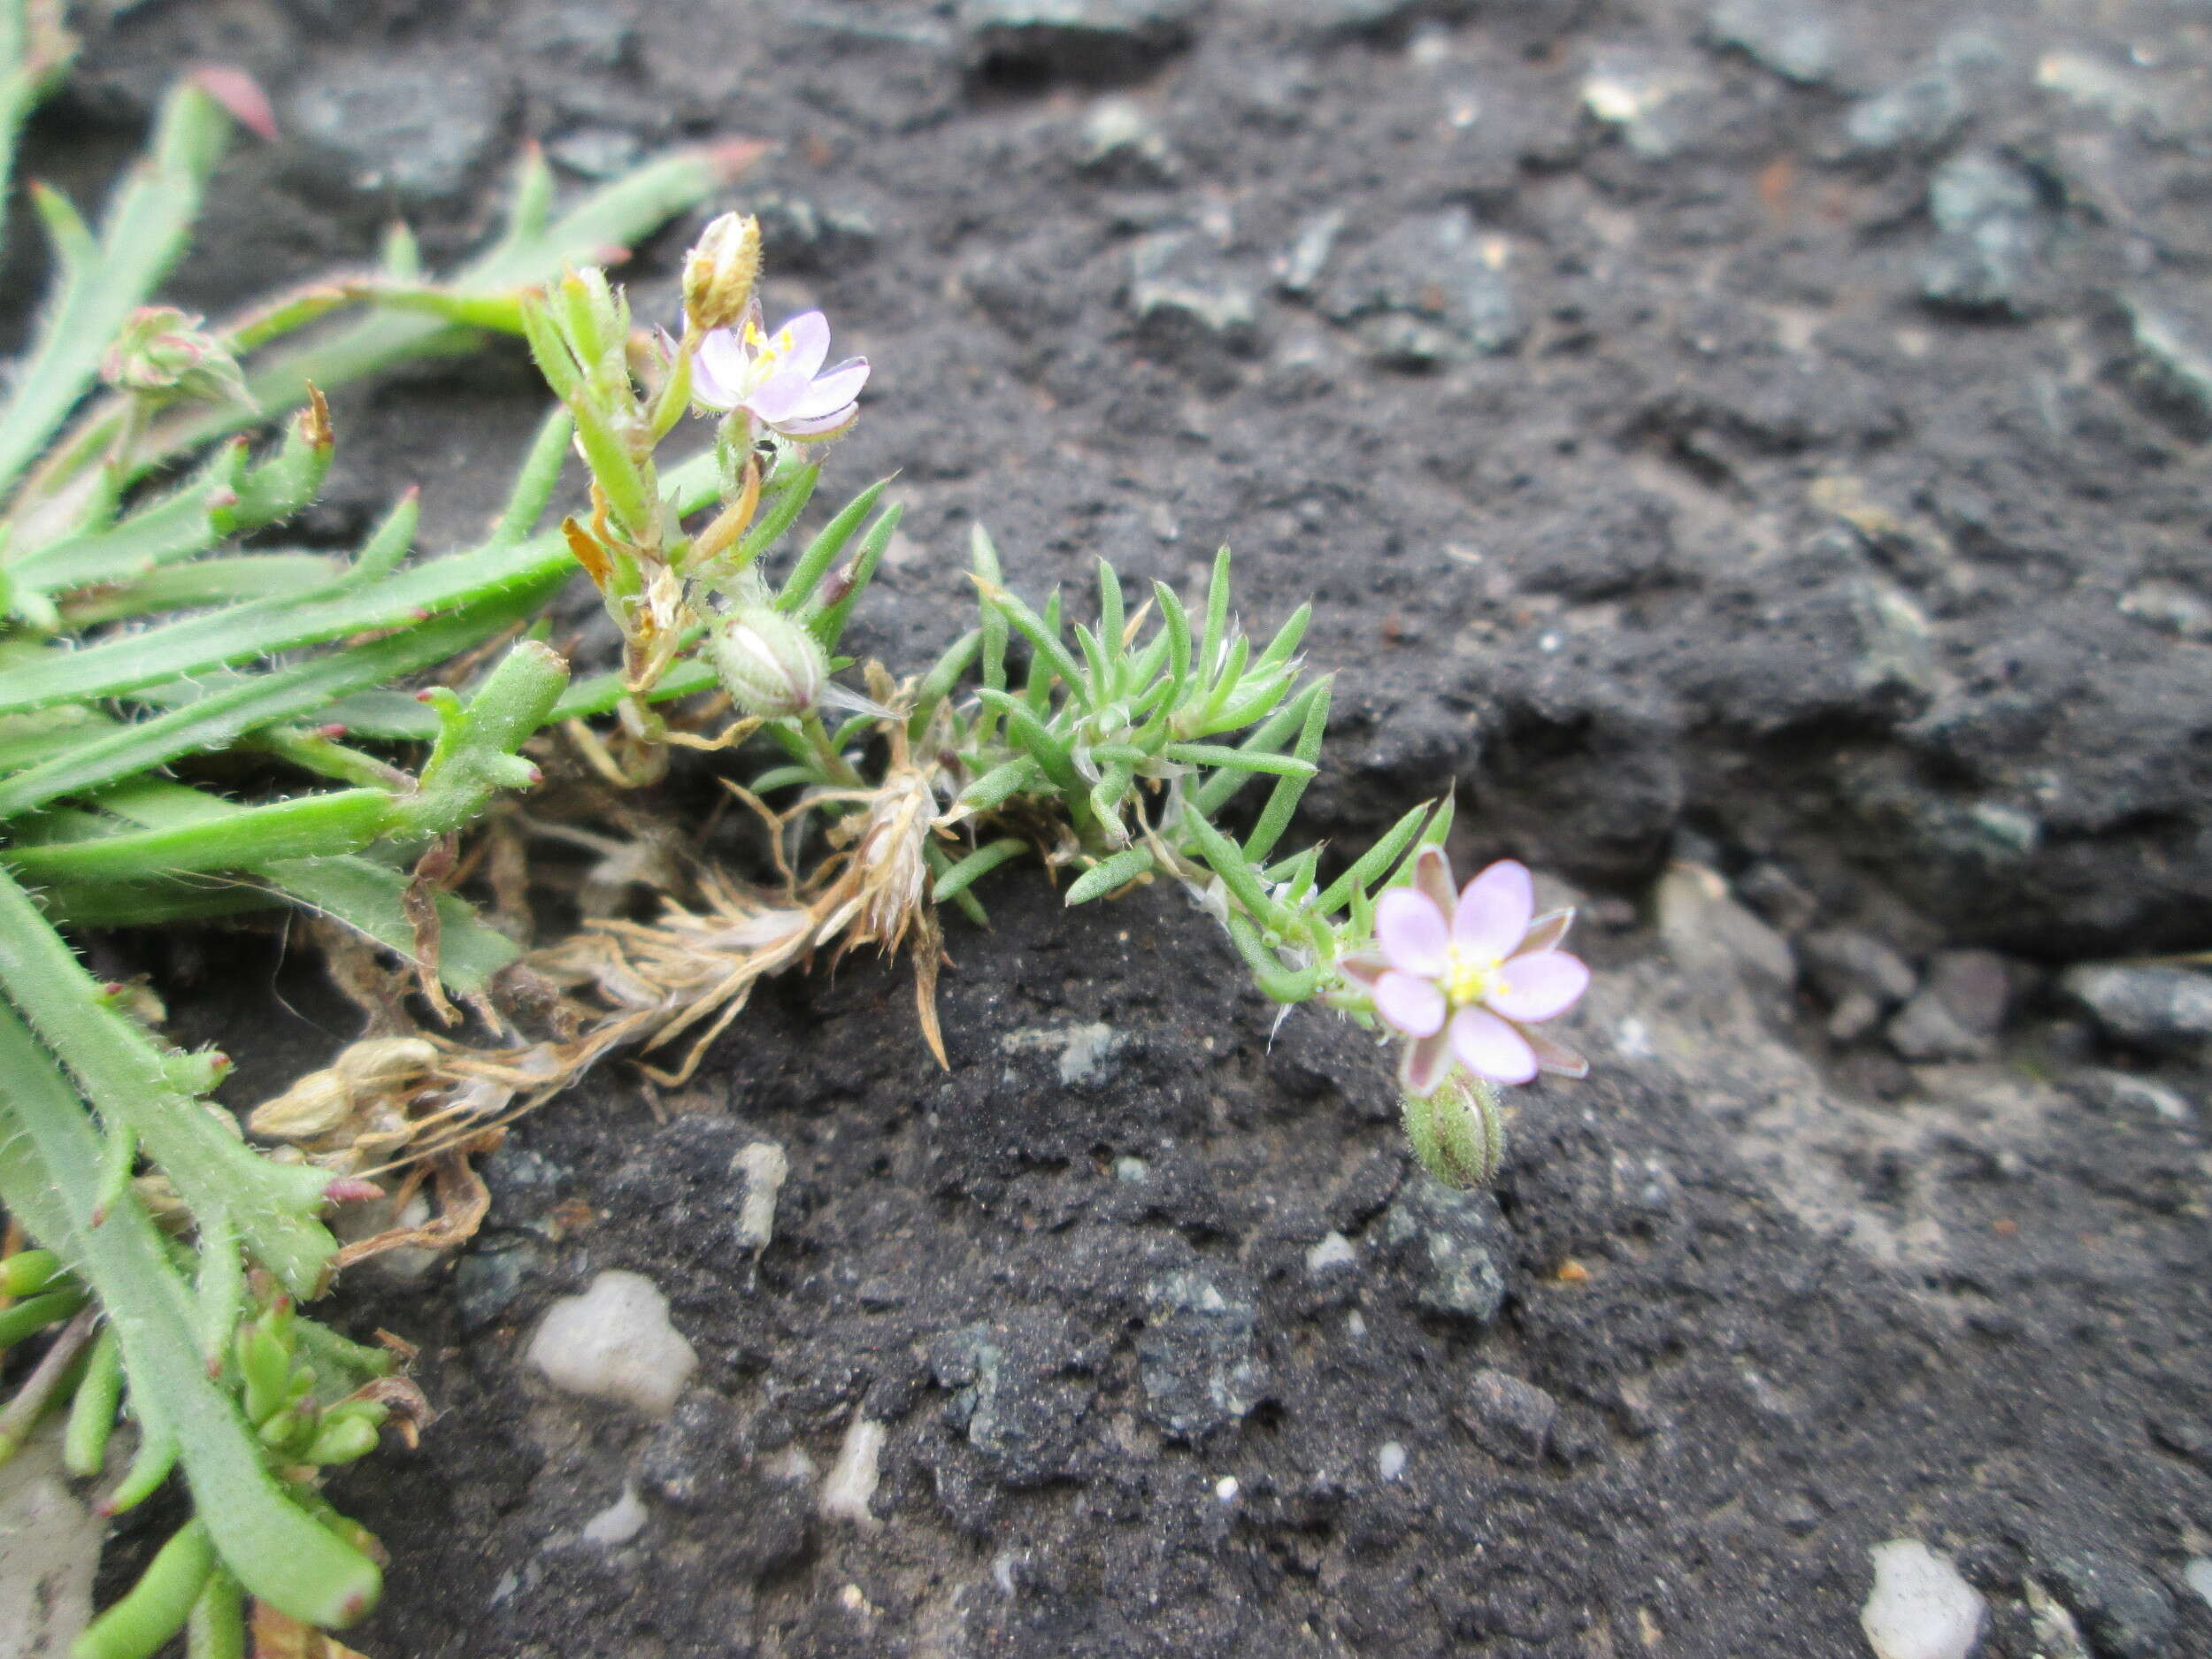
left=1442, top=947, right=1500, bottom=1008
left=742, top=319, right=794, bottom=367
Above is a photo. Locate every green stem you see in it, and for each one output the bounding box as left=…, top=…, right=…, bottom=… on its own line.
left=0, top=865, right=336, bottom=1294
left=0, top=1006, right=379, bottom=1629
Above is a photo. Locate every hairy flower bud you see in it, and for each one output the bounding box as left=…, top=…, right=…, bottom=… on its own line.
left=683, top=212, right=763, bottom=335
left=1401, top=1071, right=1508, bottom=1190
left=100, top=306, right=252, bottom=407
left=708, top=603, right=827, bottom=718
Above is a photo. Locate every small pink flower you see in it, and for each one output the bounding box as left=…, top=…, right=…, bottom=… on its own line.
left=693, top=304, right=868, bottom=440
left=1340, top=847, right=1590, bottom=1097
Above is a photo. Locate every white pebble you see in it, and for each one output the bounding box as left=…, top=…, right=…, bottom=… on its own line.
left=580, top=1484, right=649, bottom=1547
left=2186, top=1558, right=2212, bottom=1609
left=733, top=1141, right=788, bottom=1253
left=1377, top=1440, right=1407, bottom=1481
left=1215, top=1476, right=1240, bottom=1503
left=0, top=1425, right=102, bottom=1659
left=1305, top=1232, right=1357, bottom=1274
left=819, top=1417, right=887, bottom=1530
left=527, top=1270, right=697, bottom=1418
left=1860, top=1540, right=1985, bottom=1659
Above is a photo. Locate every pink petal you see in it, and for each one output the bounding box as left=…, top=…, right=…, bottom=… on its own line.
left=773, top=311, right=832, bottom=380
left=774, top=404, right=860, bottom=439
left=1486, top=951, right=1589, bottom=1024
left=1448, top=1007, right=1537, bottom=1085
left=692, top=330, right=748, bottom=408
left=784, top=357, right=870, bottom=421
left=1376, top=888, right=1448, bottom=976
left=1374, top=970, right=1446, bottom=1038
left=1410, top=842, right=1457, bottom=914
left=741, top=360, right=820, bottom=422
left=1336, top=952, right=1388, bottom=991
left=1514, top=907, right=1575, bottom=957
left=1453, top=860, right=1533, bottom=960
left=1524, top=1027, right=1589, bottom=1079
left=1400, top=1030, right=1452, bottom=1097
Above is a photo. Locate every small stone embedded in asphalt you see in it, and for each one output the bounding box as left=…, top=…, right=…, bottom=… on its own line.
left=482, top=1144, right=566, bottom=1233
left=1079, top=96, right=1180, bottom=180
left=2117, top=579, right=2212, bottom=642
left=1319, top=210, right=1522, bottom=367
left=637, top=1389, right=753, bottom=1511
left=1275, top=208, right=1344, bottom=296
left=732, top=1141, right=789, bottom=1253
left=1860, top=1540, right=1986, bottom=1659
left=1582, top=50, right=1712, bottom=159
left=751, top=194, right=880, bottom=274
left=1655, top=863, right=1798, bottom=995
left=1847, top=70, right=1970, bottom=156
left=2036, top=1544, right=2177, bottom=1659
left=1921, top=151, right=2051, bottom=317
left=1458, top=1369, right=1557, bottom=1465
left=2074, top=1069, right=2194, bottom=1124
left=1305, top=1231, right=1357, bottom=1275
left=2024, top=1579, right=2093, bottom=1659
left=580, top=1484, right=649, bottom=1547
left=1137, top=1269, right=1263, bottom=1439
left=546, top=127, right=644, bottom=180
left=1888, top=949, right=2012, bottom=1063
left=0, top=1424, right=103, bottom=1659
left=959, top=0, right=1207, bottom=81
left=286, top=54, right=514, bottom=204
left=1379, top=1178, right=1507, bottom=1323
left=527, top=1270, right=698, bottom=1419
left=2185, top=1558, right=2212, bottom=1611
left=2060, top=964, right=2212, bottom=1056
left=2116, top=287, right=2212, bottom=442
left=1704, top=0, right=1838, bottom=86
left=819, top=1417, right=887, bottom=1529
left=452, top=1233, right=545, bottom=1332
left=930, top=1314, right=1096, bottom=1484
left=1128, top=231, right=1260, bottom=345
left=1802, top=928, right=1920, bottom=1010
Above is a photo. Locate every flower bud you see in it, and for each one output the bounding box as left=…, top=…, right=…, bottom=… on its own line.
left=708, top=603, right=828, bottom=718
left=683, top=212, right=763, bottom=335
left=1401, top=1071, right=1507, bottom=1190
left=100, top=306, right=252, bottom=407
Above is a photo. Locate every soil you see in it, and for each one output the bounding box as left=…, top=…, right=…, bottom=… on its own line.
left=24, top=0, right=2212, bottom=1655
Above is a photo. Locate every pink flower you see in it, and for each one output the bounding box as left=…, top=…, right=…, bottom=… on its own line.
left=693, top=305, right=868, bottom=440
left=1340, top=847, right=1590, bottom=1097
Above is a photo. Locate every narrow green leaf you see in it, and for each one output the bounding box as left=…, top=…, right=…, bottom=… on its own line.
left=1164, top=742, right=1315, bottom=779
left=932, top=836, right=1027, bottom=904
left=489, top=405, right=572, bottom=546
left=1065, top=845, right=1153, bottom=905
left=810, top=501, right=902, bottom=649
left=989, top=586, right=1090, bottom=712
left=776, top=478, right=887, bottom=612
left=1315, top=800, right=1433, bottom=917
left=56, top=554, right=341, bottom=626
left=4, top=790, right=391, bottom=882
left=1242, top=675, right=1332, bottom=864
left=0, top=81, right=234, bottom=495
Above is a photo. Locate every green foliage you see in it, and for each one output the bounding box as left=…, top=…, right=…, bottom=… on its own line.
left=0, top=23, right=733, bottom=1647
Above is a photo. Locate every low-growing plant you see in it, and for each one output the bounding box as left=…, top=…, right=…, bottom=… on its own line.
left=0, top=6, right=1592, bottom=1651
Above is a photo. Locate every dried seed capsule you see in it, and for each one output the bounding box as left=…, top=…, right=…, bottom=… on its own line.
left=682, top=212, right=763, bottom=335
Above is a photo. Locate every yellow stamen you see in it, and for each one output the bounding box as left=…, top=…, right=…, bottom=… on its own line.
left=1443, top=949, right=1500, bottom=1008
